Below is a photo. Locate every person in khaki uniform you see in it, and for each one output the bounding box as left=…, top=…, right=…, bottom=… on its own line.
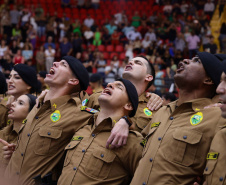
left=0, top=94, right=36, bottom=171
left=130, top=52, right=226, bottom=185
left=0, top=71, right=8, bottom=129
left=58, top=78, right=143, bottom=185
left=198, top=58, right=226, bottom=185
left=86, top=56, right=161, bottom=134
left=2, top=56, right=93, bottom=185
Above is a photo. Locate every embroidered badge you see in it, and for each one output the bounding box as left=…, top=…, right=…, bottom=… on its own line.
left=7, top=120, right=11, bottom=125
left=53, top=103, right=57, bottom=108
left=140, top=138, right=147, bottom=147
left=50, top=110, right=61, bottom=122
left=81, top=106, right=99, bottom=114
left=82, top=99, right=88, bottom=106
left=151, top=122, right=161, bottom=128
left=207, top=152, right=219, bottom=160
left=190, top=112, right=203, bottom=126
left=144, top=108, right=152, bottom=116
left=22, top=119, right=27, bottom=124
left=71, top=136, right=83, bottom=141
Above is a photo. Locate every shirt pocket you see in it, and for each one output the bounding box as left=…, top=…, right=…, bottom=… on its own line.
left=34, top=127, right=62, bottom=156
left=85, top=146, right=116, bottom=179
left=136, top=117, right=151, bottom=131
left=164, top=128, right=203, bottom=166
left=64, top=141, right=81, bottom=166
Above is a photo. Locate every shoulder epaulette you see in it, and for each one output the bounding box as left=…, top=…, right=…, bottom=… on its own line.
left=81, top=106, right=99, bottom=114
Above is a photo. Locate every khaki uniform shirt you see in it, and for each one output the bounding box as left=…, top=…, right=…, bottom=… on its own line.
left=5, top=95, right=92, bottom=185
left=0, top=123, right=20, bottom=171
left=0, top=104, right=8, bottom=129
left=131, top=98, right=226, bottom=185
left=58, top=114, right=143, bottom=185
left=204, top=126, right=226, bottom=185
left=86, top=92, right=155, bottom=132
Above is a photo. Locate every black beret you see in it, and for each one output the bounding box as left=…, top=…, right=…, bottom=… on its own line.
left=221, top=59, right=226, bottom=74
left=62, top=56, right=89, bottom=91
left=90, top=73, right=102, bottom=82
left=0, top=71, right=7, bottom=94
left=214, top=54, right=226, bottom=61
left=117, top=78, right=138, bottom=117
left=38, top=71, right=47, bottom=78
left=25, top=94, right=37, bottom=111
left=197, top=52, right=223, bottom=87
left=13, top=64, right=38, bottom=93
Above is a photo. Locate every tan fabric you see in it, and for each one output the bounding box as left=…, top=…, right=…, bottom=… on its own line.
left=5, top=95, right=92, bottom=185
left=131, top=98, right=226, bottom=185
left=92, top=87, right=103, bottom=94
left=0, top=123, right=20, bottom=171
left=86, top=92, right=155, bottom=132
left=0, top=104, right=8, bottom=130
left=204, top=126, right=226, bottom=185
left=58, top=115, right=143, bottom=185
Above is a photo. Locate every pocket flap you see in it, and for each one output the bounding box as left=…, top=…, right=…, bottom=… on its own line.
left=93, top=147, right=116, bottom=163
left=39, top=127, right=62, bottom=139
left=203, top=159, right=217, bottom=175
left=173, top=129, right=202, bottom=144
left=65, top=141, right=81, bottom=150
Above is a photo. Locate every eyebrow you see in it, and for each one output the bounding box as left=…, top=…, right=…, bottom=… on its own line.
left=115, top=82, right=125, bottom=89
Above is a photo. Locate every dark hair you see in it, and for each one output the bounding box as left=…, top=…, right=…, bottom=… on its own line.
left=162, top=92, right=177, bottom=102
left=137, top=55, right=156, bottom=89
left=25, top=94, right=37, bottom=111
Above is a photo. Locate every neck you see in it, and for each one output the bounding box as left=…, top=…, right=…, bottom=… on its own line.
left=128, top=79, right=146, bottom=96
left=95, top=106, right=124, bottom=126
left=44, top=86, right=72, bottom=102
left=177, top=88, right=210, bottom=106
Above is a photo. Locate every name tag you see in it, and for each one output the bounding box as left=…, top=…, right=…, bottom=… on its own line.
left=71, top=136, right=83, bottom=141
left=207, top=152, right=219, bottom=160
left=151, top=122, right=161, bottom=128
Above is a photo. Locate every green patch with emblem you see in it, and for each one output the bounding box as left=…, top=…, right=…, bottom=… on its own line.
left=50, top=110, right=61, bottom=122
left=151, top=122, right=161, bottom=128
left=140, top=139, right=147, bottom=147
left=143, top=108, right=152, bottom=116
left=190, top=112, right=203, bottom=126
left=207, top=152, right=219, bottom=160
left=71, top=136, right=83, bottom=141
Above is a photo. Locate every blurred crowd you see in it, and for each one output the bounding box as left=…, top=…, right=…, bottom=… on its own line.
left=0, top=0, right=224, bottom=94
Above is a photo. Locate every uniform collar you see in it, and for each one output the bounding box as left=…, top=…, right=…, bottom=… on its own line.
left=93, top=87, right=103, bottom=93
left=167, top=98, right=213, bottom=113
left=5, top=123, right=20, bottom=135
left=139, top=92, right=149, bottom=103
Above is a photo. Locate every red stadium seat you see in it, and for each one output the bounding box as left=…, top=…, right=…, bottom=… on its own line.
left=119, top=53, right=126, bottom=61
left=103, top=52, right=109, bottom=60
left=115, top=45, right=124, bottom=52
left=106, top=45, right=114, bottom=52
left=110, top=52, right=118, bottom=60
left=98, top=45, right=105, bottom=52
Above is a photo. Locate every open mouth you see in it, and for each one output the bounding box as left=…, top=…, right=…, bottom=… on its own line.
left=49, top=68, right=55, bottom=75
left=125, top=65, right=132, bottom=71
left=8, top=108, right=14, bottom=114
left=102, top=88, right=112, bottom=96
left=176, top=63, right=185, bottom=73
left=8, top=85, right=15, bottom=90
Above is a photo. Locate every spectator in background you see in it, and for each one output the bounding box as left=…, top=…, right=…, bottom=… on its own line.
left=77, top=0, right=85, bottom=8
left=133, top=37, right=142, bottom=54
left=141, top=35, right=152, bottom=53
left=95, top=52, right=106, bottom=79
left=93, top=27, right=101, bottom=46
left=111, top=55, right=120, bottom=69
left=175, top=32, right=186, bottom=52
left=162, top=92, right=177, bottom=105
left=10, top=5, right=20, bottom=27
left=22, top=44, right=33, bottom=62
left=1, top=9, right=11, bottom=39
left=105, top=60, right=118, bottom=84
left=186, top=30, right=200, bottom=59
left=102, top=28, right=111, bottom=46
left=163, top=1, right=173, bottom=16
left=144, top=28, right=157, bottom=43
left=84, top=27, right=94, bottom=45
left=166, top=23, right=177, bottom=43
left=72, top=33, right=82, bottom=56
left=34, top=3, right=44, bottom=19
left=13, top=50, right=24, bottom=64
left=131, top=11, right=141, bottom=28
left=84, top=14, right=94, bottom=29
left=59, top=36, right=73, bottom=57
left=11, top=24, right=21, bottom=40
left=72, top=19, right=82, bottom=36
left=46, top=17, right=57, bottom=42
left=105, top=20, right=117, bottom=35
left=91, top=0, right=100, bottom=9
left=37, top=71, right=48, bottom=91
left=36, top=45, right=45, bottom=72
left=45, top=45, right=55, bottom=72
left=89, top=73, right=103, bottom=94
left=0, top=40, right=8, bottom=60
left=9, top=40, right=19, bottom=58
left=82, top=52, right=93, bottom=76
left=21, top=22, right=30, bottom=42
left=180, top=0, right=188, bottom=15
left=118, top=57, right=129, bottom=78
left=154, top=63, right=165, bottom=93
left=203, top=35, right=218, bottom=54
left=27, top=24, right=37, bottom=50
left=61, top=0, right=70, bottom=8
left=111, top=30, right=120, bottom=46
left=44, top=36, right=56, bottom=50
left=219, top=22, right=226, bottom=53
left=36, top=13, right=47, bottom=38
left=127, top=27, right=142, bottom=41
left=21, top=9, right=31, bottom=26
left=204, top=0, right=215, bottom=18
left=1, top=54, right=14, bottom=78
left=122, top=22, right=135, bottom=37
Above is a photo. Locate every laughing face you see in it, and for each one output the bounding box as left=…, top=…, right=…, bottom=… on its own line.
left=217, top=72, right=226, bottom=118
left=8, top=95, right=30, bottom=121
left=98, top=81, right=129, bottom=109
left=44, top=60, right=75, bottom=87
left=8, top=70, right=31, bottom=98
